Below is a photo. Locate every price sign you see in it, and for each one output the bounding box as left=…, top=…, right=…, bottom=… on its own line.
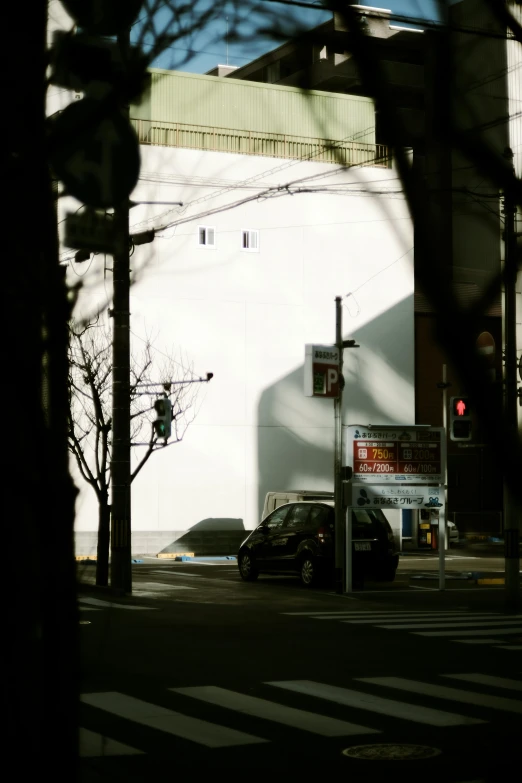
left=397, top=441, right=441, bottom=475
left=344, top=426, right=444, bottom=484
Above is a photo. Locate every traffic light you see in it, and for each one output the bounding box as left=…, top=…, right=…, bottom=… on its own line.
left=450, top=396, right=472, bottom=441
left=154, top=397, right=172, bottom=439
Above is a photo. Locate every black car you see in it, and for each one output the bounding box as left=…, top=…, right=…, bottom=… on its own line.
left=238, top=501, right=398, bottom=587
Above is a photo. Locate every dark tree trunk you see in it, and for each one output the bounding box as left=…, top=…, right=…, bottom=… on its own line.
left=6, top=1, right=79, bottom=775
left=96, top=493, right=111, bottom=586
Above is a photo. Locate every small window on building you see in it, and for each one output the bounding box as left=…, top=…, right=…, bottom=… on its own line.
left=241, top=229, right=259, bottom=252
left=198, top=226, right=215, bottom=247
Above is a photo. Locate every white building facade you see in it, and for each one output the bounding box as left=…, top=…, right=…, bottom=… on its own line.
left=48, top=6, right=415, bottom=555
left=70, top=149, right=414, bottom=554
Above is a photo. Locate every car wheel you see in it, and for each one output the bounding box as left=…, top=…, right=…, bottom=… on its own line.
left=238, top=551, right=259, bottom=582
left=300, top=554, right=318, bottom=587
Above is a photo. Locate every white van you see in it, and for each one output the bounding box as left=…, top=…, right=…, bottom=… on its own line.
left=262, top=490, right=334, bottom=520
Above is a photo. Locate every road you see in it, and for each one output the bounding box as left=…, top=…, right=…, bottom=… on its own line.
left=78, top=555, right=522, bottom=781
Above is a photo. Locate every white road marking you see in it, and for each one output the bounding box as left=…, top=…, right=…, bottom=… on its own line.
left=340, top=613, right=499, bottom=625
left=376, top=619, right=521, bottom=630
left=454, top=639, right=504, bottom=645
left=283, top=610, right=472, bottom=617
left=80, top=692, right=267, bottom=748
left=443, top=674, right=522, bottom=692
left=415, top=627, right=522, bottom=637
left=134, top=582, right=197, bottom=591
left=497, top=645, right=522, bottom=650
left=358, top=677, right=522, bottom=714
left=400, top=557, right=479, bottom=561
left=79, top=607, right=101, bottom=612
left=78, top=598, right=156, bottom=611
left=266, top=681, right=485, bottom=727
left=79, top=728, right=144, bottom=757
left=171, top=686, right=379, bottom=737
left=151, top=570, right=204, bottom=578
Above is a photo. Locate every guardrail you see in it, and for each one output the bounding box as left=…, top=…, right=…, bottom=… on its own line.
left=131, top=118, right=390, bottom=168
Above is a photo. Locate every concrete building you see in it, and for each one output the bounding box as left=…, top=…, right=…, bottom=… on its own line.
left=222, top=2, right=522, bottom=538
left=63, top=68, right=414, bottom=556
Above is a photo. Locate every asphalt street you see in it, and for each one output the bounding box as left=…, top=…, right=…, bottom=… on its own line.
left=78, top=554, right=522, bottom=782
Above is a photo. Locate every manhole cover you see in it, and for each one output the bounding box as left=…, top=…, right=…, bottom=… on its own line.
left=342, top=743, right=441, bottom=761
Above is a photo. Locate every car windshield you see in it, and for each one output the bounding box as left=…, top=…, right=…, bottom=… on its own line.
left=352, top=509, right=388, bottom=540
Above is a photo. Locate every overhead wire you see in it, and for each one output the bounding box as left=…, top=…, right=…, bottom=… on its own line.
left=132, top=123, right=379, bottom=232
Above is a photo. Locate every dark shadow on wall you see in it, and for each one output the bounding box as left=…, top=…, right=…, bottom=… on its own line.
left=257, top=296, right=414, bottom=516
left=159, top=517, right=246, bottom=556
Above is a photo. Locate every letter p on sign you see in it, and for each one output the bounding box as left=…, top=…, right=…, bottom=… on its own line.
left=327, top=368, right=338, bottom=393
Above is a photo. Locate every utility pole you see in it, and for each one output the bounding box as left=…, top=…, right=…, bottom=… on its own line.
left=502, top=147, right=521, bottom=613
left=110, top=27, right=132, bottom=594
left=438, top=364, right=451, bottom=588
left=334, top=296, right=344, bottom=594
left=334, top=297, right=359, bottom=594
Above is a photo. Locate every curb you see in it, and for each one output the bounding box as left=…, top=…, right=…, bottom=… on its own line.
left=410, top=574, right=470, bottom=581
left=157, top=552, right=195, bottom=559
left=410, top=571, right=510, bottom=585
left=76, top=557, right=144, bottom=564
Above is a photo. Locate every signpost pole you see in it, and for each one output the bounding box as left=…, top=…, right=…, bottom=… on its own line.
left=110, top=27, right=132, bottom=595
left=334, top=296, right=345, bottom=594
left=439, top=364, right=449, bottom=590
left=345, top=508, right=353, bottom=593
left=438, top=503, right=446, bottom=591
left=502, top=151, right=521, bottom=613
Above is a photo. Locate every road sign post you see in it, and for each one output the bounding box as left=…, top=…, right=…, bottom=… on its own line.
left=304, top=299, right=359, bottom=594
left=334, top=298, right=344, bottom=594
left=49, top=100, right=140, bottom=209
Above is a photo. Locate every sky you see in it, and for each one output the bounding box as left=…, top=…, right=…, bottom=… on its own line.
left=132, top=1, right=442, bottom=75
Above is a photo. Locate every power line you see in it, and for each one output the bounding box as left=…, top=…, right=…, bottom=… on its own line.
left=131, top=124, right=377, bottom=231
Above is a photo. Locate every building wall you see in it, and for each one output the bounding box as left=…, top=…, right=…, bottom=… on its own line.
left=68, top=145, right=414, bottom=553
left=138, top=68, right=376, bottom=144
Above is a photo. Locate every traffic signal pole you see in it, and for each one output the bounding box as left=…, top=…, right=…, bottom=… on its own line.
left=440, top=364, right=450, bottom=591
left=110, top=28, right=132, bottom=594
left=502, top=149, right=521, bottom=613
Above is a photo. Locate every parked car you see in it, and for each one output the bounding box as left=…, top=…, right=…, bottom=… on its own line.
left=238, top=501, right=398, bottom=587
left=447, top=520, right=459, bottom=544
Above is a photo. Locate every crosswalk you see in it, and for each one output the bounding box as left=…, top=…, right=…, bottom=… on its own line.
left=281, top=610, right=522, bottom=650
left=79, top=671, right=521, bottom=757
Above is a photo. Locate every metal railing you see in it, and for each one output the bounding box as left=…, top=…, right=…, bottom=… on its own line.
left=131, top=118, right=390, bottom=168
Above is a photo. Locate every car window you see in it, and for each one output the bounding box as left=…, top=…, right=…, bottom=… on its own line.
left=352, top=509, right=387, bottom=539
left=263, top=505, right=290, bottom=531
left=284, top=504, right=312, bottom=530
left=306, top=505, right=332, bottom=532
